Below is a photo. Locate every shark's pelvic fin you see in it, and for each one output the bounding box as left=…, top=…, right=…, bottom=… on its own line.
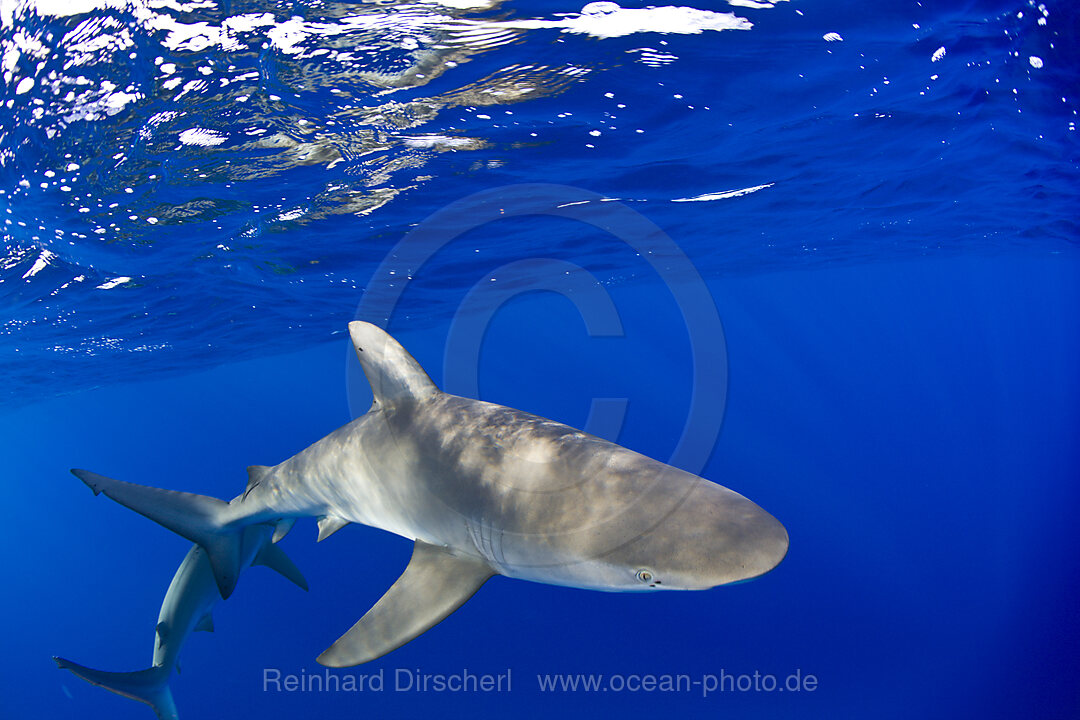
left=194, top=614, right=214, bottom=633
left=316, top=541, right=495, bottom=668
left=316, top=515, right=350, bottom=542
left=348, top=321, right=438, bottom=409
left=71, top=469, right=243, bottom=599
left=54, top=657, right=178, bottom=720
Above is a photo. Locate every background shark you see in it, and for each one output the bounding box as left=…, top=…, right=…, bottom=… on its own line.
left=55, top=529, right=307, bottom=719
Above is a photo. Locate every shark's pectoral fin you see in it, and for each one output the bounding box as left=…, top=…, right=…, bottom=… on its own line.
left=316, top=541, right=494, bottom=668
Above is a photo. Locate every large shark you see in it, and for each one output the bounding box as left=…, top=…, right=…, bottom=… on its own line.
left=65, top=321, right=787, bottom=671
left=55, top=529, right=307, bottom=719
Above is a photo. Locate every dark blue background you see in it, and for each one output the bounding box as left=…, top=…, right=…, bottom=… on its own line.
left=5, top=252, right=1079, bottom=718
left=1, top=0, right=1077, bottom=717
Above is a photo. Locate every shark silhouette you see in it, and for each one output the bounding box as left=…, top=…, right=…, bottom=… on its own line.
left=58, top=321, right=787, bottom=714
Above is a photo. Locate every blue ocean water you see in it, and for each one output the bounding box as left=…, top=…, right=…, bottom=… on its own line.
left=1, top=0, right=1078, bottom=717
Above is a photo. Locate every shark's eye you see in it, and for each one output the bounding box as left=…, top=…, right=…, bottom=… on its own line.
left=635, top=569, right=653, bottom=584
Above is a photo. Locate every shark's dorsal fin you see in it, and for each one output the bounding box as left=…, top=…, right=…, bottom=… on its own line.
left=316, top=515, right=350, bottom=542
left=348, top=321, right=438, bottom=408
left=243, top=466, right=271, bottom=500
left=316, top=541, right=494, bottom=668
left=194, top=614, right=214, bottom=633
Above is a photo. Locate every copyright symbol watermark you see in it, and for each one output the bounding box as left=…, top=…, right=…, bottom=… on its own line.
left=347, top=182, right=727, bottom=472
left=345, top=183, right=729, bottom=561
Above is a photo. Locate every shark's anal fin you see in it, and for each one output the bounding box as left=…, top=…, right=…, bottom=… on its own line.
left=316, top=515, right=350, bottom=542
left=253, top=542, right=309, bottom=591
left=316, top=541, right=494, bottom=668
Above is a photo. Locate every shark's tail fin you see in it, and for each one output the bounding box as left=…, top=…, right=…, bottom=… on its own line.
left=70, top=469, right=299, bottom=599
left=54, top=657, right=178, bottom=720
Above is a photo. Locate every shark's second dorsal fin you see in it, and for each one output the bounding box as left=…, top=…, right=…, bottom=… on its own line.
left=315, top=541, right=494, bottom=668
left=348, top=322, right=438, bottom=408
left=243, top=466, right=271, bottom=500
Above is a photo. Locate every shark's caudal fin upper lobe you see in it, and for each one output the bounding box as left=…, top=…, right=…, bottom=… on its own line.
left=71, top=468, right=243, bottom=599
left=53, top=658, right=178, bottom=720
left=69, top=468, right=306, bottom=598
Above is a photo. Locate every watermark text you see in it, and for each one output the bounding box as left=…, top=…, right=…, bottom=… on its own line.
left=536, top=669, right=817, bottom=697
left=262, top=667, right=512, bottom=693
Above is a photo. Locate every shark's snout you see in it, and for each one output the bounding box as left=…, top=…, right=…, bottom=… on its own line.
left=608, top=479, right=788, bottom=591
left=705, top=502, right=789, bottom=587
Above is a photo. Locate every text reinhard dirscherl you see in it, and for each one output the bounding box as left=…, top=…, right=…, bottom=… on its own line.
left=262, top=667, right=818, bottom=697
left=263, top=667, right=512, bottom=693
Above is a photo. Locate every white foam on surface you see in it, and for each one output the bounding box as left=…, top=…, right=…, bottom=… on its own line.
left=178, top=127, right=226, bottom=146
left=672, top=183, right=774, bottom=202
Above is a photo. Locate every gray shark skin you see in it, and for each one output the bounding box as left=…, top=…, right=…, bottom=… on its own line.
left=55, top=527, right=306, bottom=720
left=65, top=321, right=787, bottom=672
